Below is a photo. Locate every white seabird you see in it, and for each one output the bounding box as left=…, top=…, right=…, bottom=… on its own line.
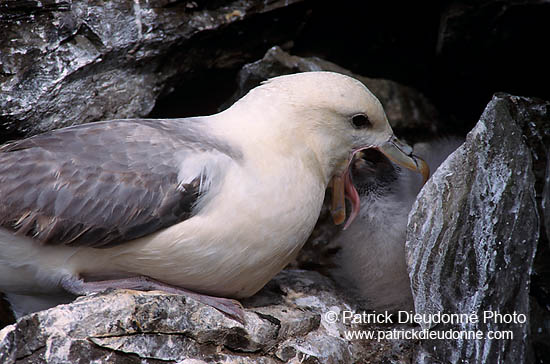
left=0, top=72, right=427, bottom=321
left=331, top=137, right=463, bottom=311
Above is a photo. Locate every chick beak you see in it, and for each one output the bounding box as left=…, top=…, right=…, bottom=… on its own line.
left=329, top=136, right=430, bottom=229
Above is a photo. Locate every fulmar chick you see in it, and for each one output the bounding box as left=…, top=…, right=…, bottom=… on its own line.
left=331, top=137, right=463, bottom=311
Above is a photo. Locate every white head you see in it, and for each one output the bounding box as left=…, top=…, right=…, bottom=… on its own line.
left=224, top=72, right=396, bottom=176
left=219, top=71, right=429, bottom=228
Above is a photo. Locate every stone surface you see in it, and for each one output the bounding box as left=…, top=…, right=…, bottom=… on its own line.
left=0, top=269, right=415, bottom=363
left=503, top=95, right=550, bottom=363
left=0, top=0, right=308, bottom=142
left=502, top=95, right=550, bottom=245
left=406, top=94, right=545, bottom=363
left=222, top=46, right=442, bottom=140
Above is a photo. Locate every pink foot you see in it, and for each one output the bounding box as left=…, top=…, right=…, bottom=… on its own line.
left=61, top=275, right=245, bottom=324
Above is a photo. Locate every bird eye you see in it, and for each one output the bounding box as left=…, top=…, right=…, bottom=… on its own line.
left=351, top=114, right=371, bottom=129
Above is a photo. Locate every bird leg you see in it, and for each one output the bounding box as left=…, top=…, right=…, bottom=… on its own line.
left=60, top=275, right=245, bottom=324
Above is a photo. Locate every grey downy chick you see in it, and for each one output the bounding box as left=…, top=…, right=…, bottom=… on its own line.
left=331, top=137, right=464, bottom=312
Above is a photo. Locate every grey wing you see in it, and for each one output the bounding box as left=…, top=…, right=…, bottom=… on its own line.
left=0, top=119, right=219, bottom=248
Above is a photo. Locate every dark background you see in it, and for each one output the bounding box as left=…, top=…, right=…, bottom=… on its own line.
left=152, top=0, right=550, bottom=137
left=295, top=1, right=550, bottom=127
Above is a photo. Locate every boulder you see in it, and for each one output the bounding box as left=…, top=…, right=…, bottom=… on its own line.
left=407, top=93, right=549, bottom=363
left=0, top=270, right=413, bottom=363
left=0, top=0, right=308, bottom=142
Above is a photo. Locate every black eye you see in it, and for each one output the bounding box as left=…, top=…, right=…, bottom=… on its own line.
left=351, top=114, right=371, bottom=129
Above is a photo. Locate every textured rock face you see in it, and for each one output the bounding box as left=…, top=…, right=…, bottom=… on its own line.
left=0, top=270, right=412, bottom=363
left=505, top=95, right=550, bottom=245
left=406, top=94, right=547, bottom=363
left=0, top=0, right=307, bottom=141
left=505, top=95, right=550, bottom=361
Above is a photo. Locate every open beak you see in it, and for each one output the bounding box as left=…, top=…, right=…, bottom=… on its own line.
left=329, top=135, right=430, bottom=229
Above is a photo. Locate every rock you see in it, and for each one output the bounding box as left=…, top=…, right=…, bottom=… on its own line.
left=0, top=269, right=413, bottom=363
left=0, top=0, right=308, bottom=142
left=504, top=95, right=550, bottom=362
left=502, top=95, right=550, bottom=243
left=222, top=46, right=441, bottom=140
left=406, top=93, right=548, bottom=363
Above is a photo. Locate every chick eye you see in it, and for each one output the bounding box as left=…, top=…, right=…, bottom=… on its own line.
left=351, top=114, right=371, bottom=129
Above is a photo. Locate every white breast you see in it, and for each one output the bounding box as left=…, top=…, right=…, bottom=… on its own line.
left=68, top=152, right=325, bottom=298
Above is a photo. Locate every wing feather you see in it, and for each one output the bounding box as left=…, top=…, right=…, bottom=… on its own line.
left=0, top=119, right=236, bottom=248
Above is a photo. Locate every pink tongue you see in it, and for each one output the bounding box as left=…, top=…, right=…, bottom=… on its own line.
left=343, top=169, right=360, bottom=230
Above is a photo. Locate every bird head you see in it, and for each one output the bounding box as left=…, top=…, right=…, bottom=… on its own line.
left=227, top=72, right=429, bottom=229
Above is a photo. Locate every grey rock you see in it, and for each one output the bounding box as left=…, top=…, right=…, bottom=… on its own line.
left=503, top=95, right=550, bottom=362
left=406, top=94, right=545, bottom=363
left=0, top=0, right=307, bottom=141
left=502, top=95, right=550, bottom=245
left=222, top=46, right=441, bottom=139
left=0, top=269, right=407, bottom=363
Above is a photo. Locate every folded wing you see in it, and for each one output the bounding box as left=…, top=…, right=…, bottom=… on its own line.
left=0, top=119, right=235, bottom=248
